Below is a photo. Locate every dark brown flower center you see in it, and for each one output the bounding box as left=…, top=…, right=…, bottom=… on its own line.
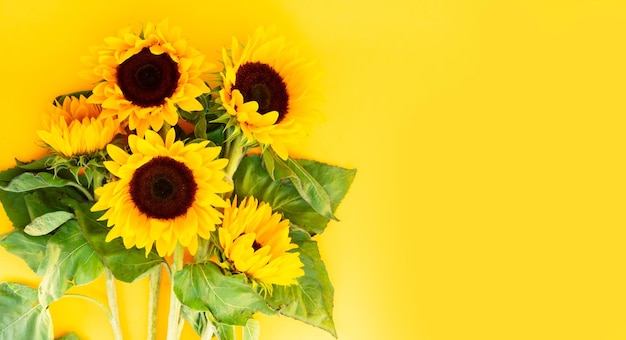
left=129, top=156, right=197, bottom=220
left=252, top=240, right=263, bottom=251
left=117, top=48, right=180, bottom=108
left=234, top=62, right=289, bottom=123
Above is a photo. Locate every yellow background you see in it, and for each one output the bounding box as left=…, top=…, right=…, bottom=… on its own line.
left=1, top=0, right=626, bottom=339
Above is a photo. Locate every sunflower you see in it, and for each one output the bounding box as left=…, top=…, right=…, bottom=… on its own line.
left=37, top=95, right=119, bottom=158
left=91, top=129, right=232, bottom=257
left=82, top=20, right=212, bottom=137
left=219, top=27, right=320, bottom=159
left=217, top=197, right=304, bottom=286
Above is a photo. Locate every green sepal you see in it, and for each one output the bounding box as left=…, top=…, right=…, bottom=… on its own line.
left=265, top=229, right=337, bottom=338
left=0, top=282, right=53, bottom=340
left=56, top=333, right=81, bottom=340
left=234, top=155, right=356, bottom=235
left=174, top=262, right=275, bottom=326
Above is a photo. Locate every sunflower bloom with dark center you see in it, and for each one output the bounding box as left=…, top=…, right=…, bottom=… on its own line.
left=82, top=20, right=212, bottom=137
left=91, top=129, right=232, bottom=257
left=218, top=197, right=304, bottom=285
left=219, top=27, right=321, bottom=159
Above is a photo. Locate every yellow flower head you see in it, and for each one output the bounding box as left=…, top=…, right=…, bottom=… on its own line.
left=219, top=27, right=320, bottom=159
left=82, top=20, right=213, bottom=137
left=218, top=197, right=304, bottom=286
left=37, top=95, right=119, bottom=158
left=91, top=129, right=233, bottom=257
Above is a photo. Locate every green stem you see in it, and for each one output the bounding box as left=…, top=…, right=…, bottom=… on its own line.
left=200, top=319, right=215, bottom=340
left=105, top=269, right=124, bottom=340
left=147, top=265, right=162, bottom=340
left=69, top=182, right=95, bottom=201
left=224, top=135, right=246, bottom=179
left=166, top=244, right=185, bottom=340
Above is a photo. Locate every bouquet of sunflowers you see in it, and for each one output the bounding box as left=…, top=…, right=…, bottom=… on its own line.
left=0, top=21, right=355, bottom=340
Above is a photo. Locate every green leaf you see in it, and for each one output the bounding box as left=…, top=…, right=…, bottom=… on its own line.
left=38, top=220, right=105, bottom=307
left=242, top=318, right=260, bottom=340
left=0, top=282, right=53, bottom=340
left=56, top=333, right=80, bottom=340
left=174, top=262, right=275, bottom=325
left=262, top=150, right=336, bottom=220
left=215, top=322, right=235, bottom=340
left=181, top=307, right=210, bottom=338
left=67, top=200, right=163, bottom=283
left=24, top=211, right=75, bottom=236
left=1, top=172, right=78, bottom=193
left=0, top=230, right=52, bottom=275
left=0, top=190, right=30, bottom=228
left=0, top=167, right=27, bottom=184
left=266, top=230, right=337, bottom=337
left=23, top=188, right=78, bottom=222
left=55, top=90, right=92, bottom=104
left=16, top=155, right=55, bottom=172
left=234, top=155, right=356, bottom=235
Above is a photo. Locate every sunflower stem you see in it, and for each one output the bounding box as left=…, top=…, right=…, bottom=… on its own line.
left=105, top=269, right=124, bottom=340
left=69, top=182, right=95, bottom=201
left=147, top=265, right=162, bottom=340
left=166, top=244, right=185, bottom=340
left=224, top=135, right=246, bottom=179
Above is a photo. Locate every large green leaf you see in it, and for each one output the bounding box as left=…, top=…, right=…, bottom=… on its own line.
left=16, top=155, right=55, bottom=172
left=215, top=322, right=235, bottom=340
left=0, top=282, right=53, bottom=340
left=266, top=230, right=336, bottom=337
left=0, top=190, right=30, bottom=229
left=0, top=230, right=51, bottom=275
left=23, top=188, right=79, bottom=221
left=262, top=150, right=336, bottom=220
left=174, top=262, right=275, bottom=326
left=38, top=220, right=105, bottom=307
left=0, top=189, right=79, bottom=274
left=234, top=155, right=356, bottom=235
left=242, top=318, right=260, bottom=340
left=24, top=211, right=75, bottom=236
left=1, top=172, right=78, bottom=192
left=56, top=333, right=80, bottom=340
left=181, top=307, right=210, bottom=338
left=67, top=200, right=163, bottom=283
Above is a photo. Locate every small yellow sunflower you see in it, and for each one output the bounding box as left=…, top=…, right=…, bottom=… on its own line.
left=218, top=197, right=304, bottom=286
left=91, top=129, right=232, bottom=257
left=219, top=27, right=320, bottom=159
left=37, top=95, right=119, bottom=158
left=82, top=20, right=212, bottom=137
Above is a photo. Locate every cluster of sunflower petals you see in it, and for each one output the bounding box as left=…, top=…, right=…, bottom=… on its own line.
left=37, top=95, right=120, bottom=158
left=219, top=197, right=304, bottom=286
left=35, top=20, right=308, bottom=285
